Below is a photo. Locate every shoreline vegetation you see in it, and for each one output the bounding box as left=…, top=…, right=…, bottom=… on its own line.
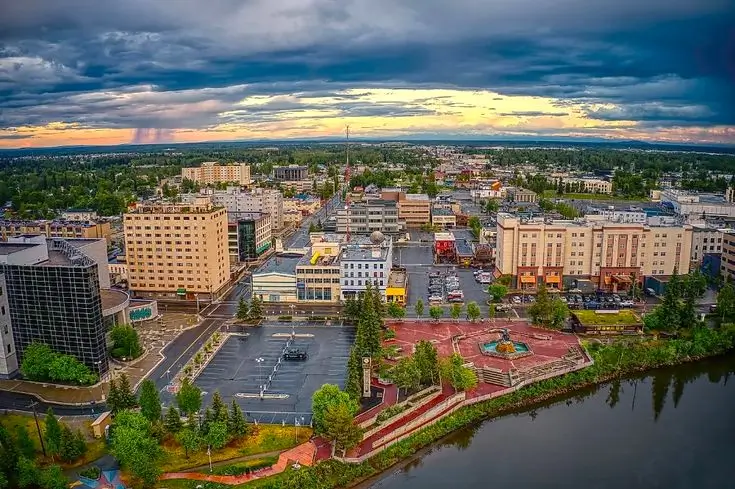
left=243, top=324, right=735, bottom=489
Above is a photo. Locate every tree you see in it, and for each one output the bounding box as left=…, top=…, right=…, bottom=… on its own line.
left=528, top=285, right=552, bottom=326
left=43, top=409, right=62, bottom=461
left=13, top=426, right=35, bottom=459
left=210, top=391, right=229, bottom=424
left=413, top=340, right=440, bottom=386
left=386, top=301, right=406, bottom=320
left=110, top=324, right=143, bottom=359
left=39, top=464, right=68, bottom=489
left=322, top=403, right=363, bottom=456
left=110, top=411, right=162, bottom=488
left=440, top=353, right=478, bottom=391
left=549, top=298, right=570, bottom=329
left=0, top=425, right=20, bottom=488
left=139, top=379, right=162, bottom=422
left=354, top=283, right=382, bottom=358
left=20, top=343, right=97, bottom=385
left=176, top=378, right=202, bottom=416
left=429, top=306, right=444, bottom=321
left=107, top=378, right=123, bottom=414
left=17, top=457, right=39, bottom=489
left=116, top=374, right=138, bottom=411
left=414, top=299, right=425, bottom=318
left=59, top=425, right=84, bottom=463
left=175, top=428, right=202, bottom=458
left=344, top=296, right=361, bottom=322
left=228, top=400, right=249, bottom=438
left=466, top=301, right=481, bottom=322
left=717, top=282, right=735, bottom=321
left=450, top=303, right=463, bottom=321
left=468, top=216, right=482, bottom=238
left=488, top=284, right=508, bottom=303
left=345, top=348, right=363, bottom=400
left=206, top=421, right=230, bottom=449
left=390, top=356, right=421, bottom=396
left=311, top=384, right=359, bottom=436
left=485, top=199, right=499, bottom=214
left=164, top=407, right=183, bottom=434
left=236, top=297, right=249, bottom=321
left=248, top=296, right=263, bottom=320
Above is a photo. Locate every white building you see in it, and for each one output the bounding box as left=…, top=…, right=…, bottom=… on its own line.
left=585, top=208, right=647, bottom=224
left=661, top=188, right=735, bottom=220
left=184, top=187, right=284, bottom=230
left=690, top=226, right=727, bottom=271
left=339, top=232, right=394, bottom=300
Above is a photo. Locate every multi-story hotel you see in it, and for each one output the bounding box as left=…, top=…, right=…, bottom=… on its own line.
left=0, top=219, right=112, bottom=243
left=339, top=232, right=394, bottom=300
left=181, top=162, right=252, bottom=186
left=560, top=177, right=613, bottom=194
left=0, top=235, right=129, bottom=378
left=720, top=231, right=735, bottom=281
left=495, top=213, right=692, bottom=292
left=184, top=187, right=284, bottom=230
left=123, top=200, right=230, bottom=300
left=227, top=212, right=272, bottom=263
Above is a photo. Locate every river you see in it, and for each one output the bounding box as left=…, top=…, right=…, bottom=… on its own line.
left=365, top=355, right=735, bottom=489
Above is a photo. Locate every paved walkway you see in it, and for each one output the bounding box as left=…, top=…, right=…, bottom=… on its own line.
left=160, top=441, right=317, bottom=484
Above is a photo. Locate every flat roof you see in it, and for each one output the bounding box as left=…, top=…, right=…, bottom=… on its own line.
left=0, top=243, right=38, bottom=256
left=455, top=239, right=474, bottom=256
left=341, top=245, right=389, bottom=261
left=100, top=289, right=129, bottom=312
left=388, top=270, right=407, bottom=287
left=573, top=310, right=642, bottom=326
left=253, top=254, right=302, bottom=276
left=405, top=193, right=429, bottom=201
left=432, top=208, right=454, bottom=216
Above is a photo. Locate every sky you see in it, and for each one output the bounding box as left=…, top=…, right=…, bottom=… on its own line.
left=1, top=0, right=734, bottom=148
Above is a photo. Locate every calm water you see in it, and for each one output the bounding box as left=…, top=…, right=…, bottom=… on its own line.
left=366, top=355, right=735, bottom=489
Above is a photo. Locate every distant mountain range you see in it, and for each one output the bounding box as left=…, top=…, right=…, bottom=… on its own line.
left=1, top=136, right=734, bottom=157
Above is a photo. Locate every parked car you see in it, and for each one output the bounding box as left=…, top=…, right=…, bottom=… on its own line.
left=428, top=295, right=443, bottom=303
left=283, top=348, right=307, bottom=361
left=511, top=296, right=522, bottom=304
left=495, top=304, right=511, bottom=312
left=620, top=301, right=634, bottom=308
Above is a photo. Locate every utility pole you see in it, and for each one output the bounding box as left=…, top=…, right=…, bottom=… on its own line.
left=29, top=401, right=47, bottom=457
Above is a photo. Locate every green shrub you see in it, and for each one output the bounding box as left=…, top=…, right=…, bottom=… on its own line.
left=79, top=467, right=101, bottom=480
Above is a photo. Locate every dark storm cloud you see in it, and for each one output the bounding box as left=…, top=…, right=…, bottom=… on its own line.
left=0, top=0, right=733, bottom=131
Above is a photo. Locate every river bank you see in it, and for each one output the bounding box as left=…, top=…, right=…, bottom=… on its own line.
left=248, top=324, right=735, bottom=489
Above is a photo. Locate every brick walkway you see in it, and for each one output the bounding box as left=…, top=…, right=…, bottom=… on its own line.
left=160, top=441, right=317, bottom=484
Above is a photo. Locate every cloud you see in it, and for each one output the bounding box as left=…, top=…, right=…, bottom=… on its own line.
left=0, top=0, right=734, bottom=146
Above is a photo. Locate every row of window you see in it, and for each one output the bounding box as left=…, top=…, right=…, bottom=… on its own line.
left=342, top=279, right=385, bottom=287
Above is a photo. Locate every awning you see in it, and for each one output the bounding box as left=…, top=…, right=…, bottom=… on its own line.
left=603, top=276, right=612, bottom=285
left=612, top=275, right=632, bottom=283
left=176, top=287, right=187, bottom=296
left=545, top=275, right=561, bottom=283
left=520, top=275, right=536, bottom=284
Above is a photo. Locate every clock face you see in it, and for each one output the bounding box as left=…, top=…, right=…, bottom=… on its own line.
left=362, top=358, right=370, bottom=365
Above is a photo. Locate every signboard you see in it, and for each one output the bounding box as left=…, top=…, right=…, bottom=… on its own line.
left=362, top=357, right=372, bottom=397
left=129, top=307, right=153, bottom=322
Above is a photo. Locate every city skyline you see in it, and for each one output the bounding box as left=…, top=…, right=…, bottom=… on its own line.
left=1, top=0, right=734, bottom=148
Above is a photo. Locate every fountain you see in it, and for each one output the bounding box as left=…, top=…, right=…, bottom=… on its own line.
left=481, top=328, right=532, bottom=359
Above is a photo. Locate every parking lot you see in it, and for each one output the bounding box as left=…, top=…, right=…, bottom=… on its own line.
left=506, top=291, right=637, bottom=310
left=194, top=323, right=355, bottom=424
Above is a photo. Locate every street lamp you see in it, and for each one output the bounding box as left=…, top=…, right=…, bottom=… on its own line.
left=255, top=357, right=265, bottom=389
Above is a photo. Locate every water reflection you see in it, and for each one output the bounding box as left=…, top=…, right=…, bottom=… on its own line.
left=368, top=354, right=735, bottom=489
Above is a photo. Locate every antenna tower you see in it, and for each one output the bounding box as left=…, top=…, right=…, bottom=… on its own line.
left=344, top=125, right=351, bottom=242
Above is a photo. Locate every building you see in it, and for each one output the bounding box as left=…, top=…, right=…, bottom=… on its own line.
left=508, top=188, right=538, bottom=203
left=283, top=197, right=321, bottom=217
left=227, top=212, right=272, bottom=263
left=561, top=178, right=613, bottom=194
left=251, top=254, right=302, bottom=303
left=585, top=208, right=647, bottom=224
left=397, top=194, right=431, bottom=228
left=60, top=209, right=99, bottom=221
left=295, top=251, right=341, bottom=303
left=336, top=200, right=402, bottom=235
left=0, top=219, right=112, bottom=243
left=108, top=256, right=128, bottom=284
left=123, top=200, right=230, bottom=300
left=495, top=213, right=693, bottom=292
left=339, top=232, right=394, bottom=300
left=0, top=236, right=129, bottom=378
left=185, top=188, right=284, bottom=230
left=434, top=232, right=456, bottom=263
left=181, top=162, right=252, bottom=186
left=661, top=188, right=735, bottom=219
left=431, top=208, right=457, bottom=228
left=690, top=227, right=724, bottom=271
left=386, top=269, right=408, bottom=305
left=274, top=165, right=309, bottom=182
left=720, top=232, right=735, bottom=281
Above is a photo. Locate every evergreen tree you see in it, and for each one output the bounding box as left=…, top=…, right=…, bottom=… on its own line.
left=355, top=284, right=382, bottom=358
left=345, top=348, right=363, bottom=400
left=210, top=391, right=229, bottom=424
left=74, top=430, right=88, bottom=460
left=164, top=407, right=183, bottom=434
left=107, top=378, right=122, bottom=414
left=248, top=296, right=263, bottom=319
left=139, top=379, right=162, bottom=422
left=200, top=407, right=214, bottom=436
left=43, top=409, right=62, bottom=461
left=236, top=298, right=249, bottom=321
left=116, top=373, right=137, bottom=410
left=59, top=425, right=84, bottom=463
left=227, top=400, right=249, bottom=438
left=13, top=426, right=36, bottom=459
left=414, top=299, right=424, bottom=318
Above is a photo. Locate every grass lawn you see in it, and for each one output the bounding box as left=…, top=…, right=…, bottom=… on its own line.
left=159, top=425, right=312, bottom=473
left=573, top=309, right=642, bottom=325
left=0, top=413, right=106, bottom=469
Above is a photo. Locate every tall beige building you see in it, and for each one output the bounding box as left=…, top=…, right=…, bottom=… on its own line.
left=123, top=199, right=231, bottom=299
left=495, top=213, right=692, bottom=292
left=182, top=162, right=252, bottom=186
